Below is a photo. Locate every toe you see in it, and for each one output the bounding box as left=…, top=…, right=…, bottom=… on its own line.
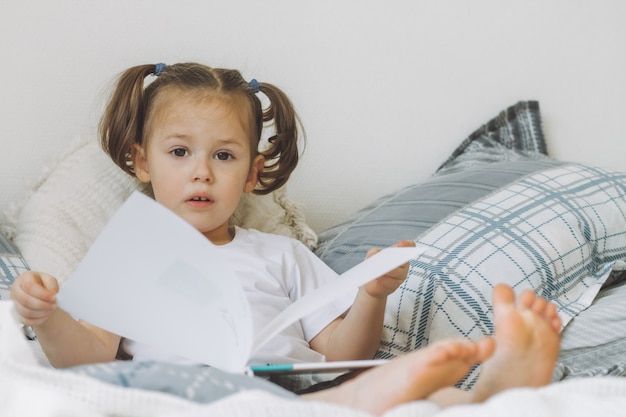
left=517, top=289, right=536, bottom=309
left=493, top=284, right=516, bottom=307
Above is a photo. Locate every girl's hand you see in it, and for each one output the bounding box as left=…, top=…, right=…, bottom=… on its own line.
left=10, top=271, right=60, bottom=326
left=363, top=240, right=415, bottom=298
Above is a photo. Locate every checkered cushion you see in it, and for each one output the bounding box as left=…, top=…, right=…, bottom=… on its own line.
left=383, top=162, right=626, bottom=365
left=315, top=100, right=626, bottom=389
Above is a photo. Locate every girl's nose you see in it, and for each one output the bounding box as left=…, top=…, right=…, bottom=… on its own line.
left=193, top=159, right=213, bottom=182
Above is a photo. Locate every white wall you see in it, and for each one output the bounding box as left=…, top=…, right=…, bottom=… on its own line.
left=1, top=0, right=625, bottom=232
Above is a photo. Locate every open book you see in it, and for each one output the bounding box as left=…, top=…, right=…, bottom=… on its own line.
left=57, top=192, right=424, bottom=374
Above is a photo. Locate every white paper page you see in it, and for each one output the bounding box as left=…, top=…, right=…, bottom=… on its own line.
left=251, top=246, right=426, bottom=356
left=57, top=192, right=253, bottom=373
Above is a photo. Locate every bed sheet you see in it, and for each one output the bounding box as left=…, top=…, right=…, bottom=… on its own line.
left=2, top=300, right=626, bottom=417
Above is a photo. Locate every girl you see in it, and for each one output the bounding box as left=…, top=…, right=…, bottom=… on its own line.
left=11, top=62, right=561, bottom=414
left=12, top=61, right=414, bottom=374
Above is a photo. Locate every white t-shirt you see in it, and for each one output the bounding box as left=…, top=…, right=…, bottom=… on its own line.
left=124, top=227, right=356, bottom=366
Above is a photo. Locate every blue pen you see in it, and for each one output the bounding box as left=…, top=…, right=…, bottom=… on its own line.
left=246, top=359, right=388, bottom=376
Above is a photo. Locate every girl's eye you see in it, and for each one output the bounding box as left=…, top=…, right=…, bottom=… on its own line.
left=215, top=151, right=233, bottom=161
left=172, top=148, right=188, bottom=157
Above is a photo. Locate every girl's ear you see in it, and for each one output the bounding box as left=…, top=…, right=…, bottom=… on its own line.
left=244, top=154, right=265, bottom=193
left=131, top=144, right=151, bottom=183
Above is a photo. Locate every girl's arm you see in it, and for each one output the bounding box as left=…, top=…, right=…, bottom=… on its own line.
left=34, top=310, right=121, bottom=368
left=11, top=271, right=121, bottom=368
left=309, top=240, right=415, bottom=361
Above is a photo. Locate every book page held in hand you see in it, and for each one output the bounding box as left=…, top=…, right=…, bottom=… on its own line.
left=58, top=192, right=426, bottom=373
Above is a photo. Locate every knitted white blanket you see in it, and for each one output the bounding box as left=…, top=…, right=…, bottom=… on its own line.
left=2, top=301, right=626, bottom=417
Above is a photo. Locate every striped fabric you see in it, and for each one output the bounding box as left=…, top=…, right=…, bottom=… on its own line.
left=0, top=230, right=20, bottom=255
left=435, top=100, right=547, bottom=174
left=555, top=278, right=626, bottom=380
left=0, top=232, right=29, bottom=301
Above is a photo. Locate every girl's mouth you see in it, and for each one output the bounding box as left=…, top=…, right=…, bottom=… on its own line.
left=190, top=196, right=211, bottom=202
left=187, top=195, right=214, bottom=207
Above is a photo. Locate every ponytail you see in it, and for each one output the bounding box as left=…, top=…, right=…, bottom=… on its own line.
left=99, top=64, right=158, bottom=176
left=254, top=82, right=303, bottom=195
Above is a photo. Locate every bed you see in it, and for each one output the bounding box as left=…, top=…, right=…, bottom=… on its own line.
left=2, top=100, right=626, bottom=416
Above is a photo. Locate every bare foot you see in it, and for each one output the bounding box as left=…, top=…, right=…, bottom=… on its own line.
left=471, top=284, right=561, bottom=402
left=303, top=337, right=495, bottom=416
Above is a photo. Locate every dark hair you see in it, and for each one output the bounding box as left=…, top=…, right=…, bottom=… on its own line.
left=99, top=62, right=303, bottom=194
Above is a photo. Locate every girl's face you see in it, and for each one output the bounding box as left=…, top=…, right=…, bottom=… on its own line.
left=133, top=88, right=264, bottom=245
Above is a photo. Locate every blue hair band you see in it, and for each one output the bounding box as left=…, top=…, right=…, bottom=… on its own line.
left=154, top=62, right=166, bottom=76
left=249, top=79, right=260, bottom=93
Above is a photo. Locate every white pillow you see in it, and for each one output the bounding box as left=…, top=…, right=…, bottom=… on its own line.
left=3, top=139, right=316, bottom=285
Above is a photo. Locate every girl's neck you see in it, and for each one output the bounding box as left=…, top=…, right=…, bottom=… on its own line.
left=204, top=225, right=236, bottom=245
